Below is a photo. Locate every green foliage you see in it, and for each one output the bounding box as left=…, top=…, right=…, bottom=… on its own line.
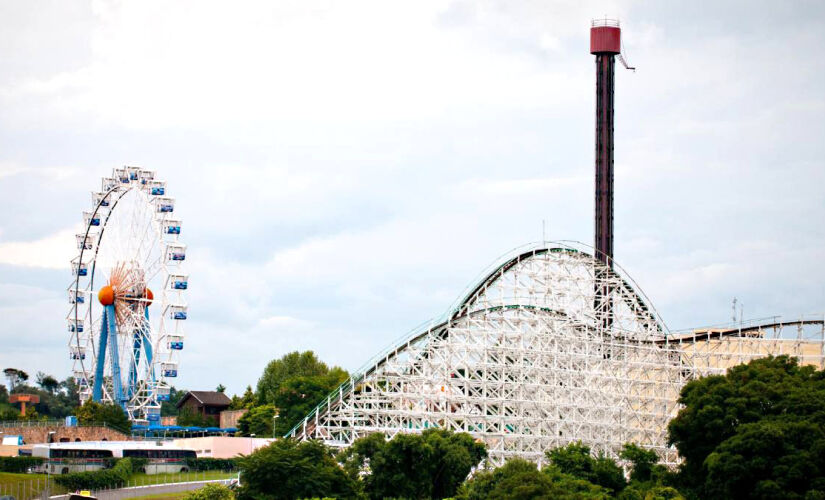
left=5, top=376, right=79, bottom=420
left=457, top=457, right=611, bottom=500
left=183, top=458, right=239, bottom=472
left=178, top=407, right=217, bottom=427
left=229, top=386, right=256, bottom=410
left=340, top=429, right=487, bottom=500
left=619, top=444, right=659, bottom=484
left=271, top=370, right=348, bottom=436
left=236, top=405, right=276, bottom=437
left=236, top=439, right=359, bottom=500
left=668, top=355, right=825, bottom=499
left=0, top=405, right=19, bottom=421
left=75, top=400, right=131, bottom=433
left=255, top=351, right=340, bottom=405
left=185, top=483, right=235, bottom=500
left=54, top=458, right=134, bottom=490
left=546, top=442, right=626, bottom=494
left=0, top=457, right=45, bottom=473
left=160, top=386, right=186, bottom=417
left=36, top=372, right=60, bottom=393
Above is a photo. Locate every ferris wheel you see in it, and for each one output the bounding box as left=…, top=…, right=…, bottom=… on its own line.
left=68, top=166, right=187, bottom=425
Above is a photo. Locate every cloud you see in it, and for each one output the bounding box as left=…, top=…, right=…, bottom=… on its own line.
left=0, top=226, right=78, bottom=269
left=0, top=1, right=823, bottom=395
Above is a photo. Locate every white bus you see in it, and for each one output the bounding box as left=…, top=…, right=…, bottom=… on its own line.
left=32, top=441, right=197, bottom=475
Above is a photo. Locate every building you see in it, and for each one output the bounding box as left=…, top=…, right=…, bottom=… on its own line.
left=172, top=436, right=273, bottom=458
left=219, top=409, right=247, bottom=430
left=176, top=391, right=231, bottom=425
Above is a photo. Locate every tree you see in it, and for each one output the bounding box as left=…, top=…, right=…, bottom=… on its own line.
left=457, top=457, right=612, bottom=500
left=76, top=401, right=130, bottom=432
left=271, top=370, right=348, bottom=436
left=237, top=405, right=276, bottom=437
left=4, top=368, right=28, bottom=391
left=236, top=439, right=359, bottom=500
left=36, top=372, right=60, bottom=393
left=255, top=351, right=339, bottom=405
left=546, top=442, right=626, bottom=494
left=160, top=386, right=186, bottom=416
left=185, top=483, right=234, bottom=500
left=619, top=443, right=659, bottom=484
left=668, top=355, right=825, bottom=498
left=229, top=386, right=256, bottom=410
left=340, top=429, right=487, bottom=500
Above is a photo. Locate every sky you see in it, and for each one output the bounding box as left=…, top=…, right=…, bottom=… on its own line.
left=0, top=0, right=823, bottom=396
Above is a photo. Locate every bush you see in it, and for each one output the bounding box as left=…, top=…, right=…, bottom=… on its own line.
left=54, top=457, right=133, bottom=491
left=185, top=458, right=239, bottom=471
left=185, top=483, right=235, bottom=500
left=0, top=456, right=44, bottom=473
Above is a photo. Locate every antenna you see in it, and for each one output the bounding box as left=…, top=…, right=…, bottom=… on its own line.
left=542, top=219, right=546, bottom=245
left=732, top=297, right=737, bottom=323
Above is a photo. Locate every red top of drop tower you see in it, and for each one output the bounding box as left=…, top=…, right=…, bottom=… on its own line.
left=590, top=19, right=621, bottom=54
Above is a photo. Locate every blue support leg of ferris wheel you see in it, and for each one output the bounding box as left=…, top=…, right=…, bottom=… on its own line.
left=105, top=304, right=126, bottom=409
left=143, top=307, right=154, bottom=383
left=129, top=331, right=141, bottom=399
left=92, top=309, right=109, bottom=402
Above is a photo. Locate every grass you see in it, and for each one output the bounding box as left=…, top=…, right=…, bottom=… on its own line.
left=124, top=470, right=237, bottom=487
left=0, top=470, right=235, bottom=498
left=128, top=492, right=190, bottom=500
left=0, top=472, right=68, bottom=498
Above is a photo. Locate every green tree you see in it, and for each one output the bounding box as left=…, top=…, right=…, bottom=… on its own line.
left=272, top=370, right=348, bottom=436
left=340, top=429, right=487, bottom=500
left=668, top=355, right=825, bottom=498
left=230, top=386, right=256, bottom=410
left=236, top=439, right=359, bottom=500
left=619, top=444, right=659, bottom=484
left=457, top=457, right=612, bottom=500
left=160, top=386, right=186, bottom=416
left=255, top=351, right=339, bottom=405
left=546, top=442, right=626, bottom=494
left=237, top=405, right=276, bottom=437
left=703, top=420, right=825, bottom=500
left=185, top=483, right=234, bottom=500
left=76, top=400, right=130, bottom=432
left=36, top=372, right=60, bottom=393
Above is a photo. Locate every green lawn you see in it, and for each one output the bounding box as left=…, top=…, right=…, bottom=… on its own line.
left=125, top=470, right=237, bottom=487
left=0, top=472, right=68, bottom=498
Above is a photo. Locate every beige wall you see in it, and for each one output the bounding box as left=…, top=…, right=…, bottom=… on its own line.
left=172, top=436, right=274, bottom=458
left=219, top=409, right=246, bottom=429
left=0, top=425, right=129, bottom=445
left=0, top=445, right=19, bottom=457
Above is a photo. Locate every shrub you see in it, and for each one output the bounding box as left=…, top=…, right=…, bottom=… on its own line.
left=0, top=456, right=45, bottom=473
left=185, top=458, right=239, bottom=471
left=186, top=483, right=234, bottom=500
left=54, top=457, right=133, bottom=491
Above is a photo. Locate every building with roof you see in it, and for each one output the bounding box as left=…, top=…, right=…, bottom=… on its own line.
left=176, top=391, right=231, bottom=426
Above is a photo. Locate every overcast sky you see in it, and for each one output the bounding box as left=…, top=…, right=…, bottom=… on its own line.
left=1, top=1, right=823, bottom=396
